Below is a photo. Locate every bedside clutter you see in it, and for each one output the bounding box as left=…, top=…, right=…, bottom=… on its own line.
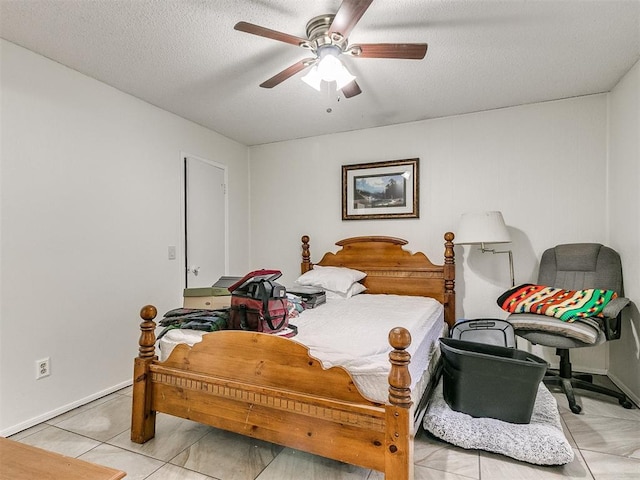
left=182, top=275, right=242, bottom=309
left=450, top=318, right=516, bottom=347
left=422, top=318, right=573, bottom=466
left=183, top=286, right=231, bottom=309
left=286, top=285, right=327, bottom=309
left=443, top=318, right=546, bottom=423
left=440, top=338, right=547, bottom=424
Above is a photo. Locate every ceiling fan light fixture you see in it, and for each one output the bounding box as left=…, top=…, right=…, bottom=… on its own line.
left=236, top=0, right=428, bottom=99
left=301, top=66, right=323, bottom=91
left=316, top=48, right=345, bottom=80
left=334, top=66, right=356, bottom=90
left=302, top=46, right=356, bottom=91
left=323, top=56, right=355, bottom=89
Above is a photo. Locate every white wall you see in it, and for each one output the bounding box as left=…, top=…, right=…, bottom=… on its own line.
left=0, top=40, right=250, bottom=434
left=249, top=94, right=613, bottom=376
left=608, top=59, right=640, bottom=404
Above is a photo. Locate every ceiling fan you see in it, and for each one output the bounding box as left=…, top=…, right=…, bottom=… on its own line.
left=234, top=0, right=428, bottom=98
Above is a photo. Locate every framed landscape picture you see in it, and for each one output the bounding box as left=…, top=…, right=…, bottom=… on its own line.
left=342, top=158, right=419, bottom=220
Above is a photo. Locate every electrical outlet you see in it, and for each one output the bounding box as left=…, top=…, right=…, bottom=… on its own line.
left=36, top=357, right=50, bottom=379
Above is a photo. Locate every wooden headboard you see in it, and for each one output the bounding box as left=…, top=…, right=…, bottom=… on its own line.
left=300, top=233, right=456, bottom=327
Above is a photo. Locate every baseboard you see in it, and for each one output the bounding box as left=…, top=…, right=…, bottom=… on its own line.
left=0, top=380, right=132, bottom=438
left=607, top=372, right=640, bottom=407
left=547, top=362, right=608, bottom=376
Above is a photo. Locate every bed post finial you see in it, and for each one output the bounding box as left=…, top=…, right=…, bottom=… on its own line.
left=132, top=305, right=158, bottom=444
left=138, top=305, right=157, bottom=359
left=301, top=235, right=312, bottom=273
left=386, top=327, right=414, bottom=480
left=388, top=327, right=412, bottom=408
left=443, top=232, right=456, bottom=328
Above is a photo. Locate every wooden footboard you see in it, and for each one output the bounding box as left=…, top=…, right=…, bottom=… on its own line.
left=132, top=233, right=455, bottom=478
left=132, top=306, right=415, bottom=479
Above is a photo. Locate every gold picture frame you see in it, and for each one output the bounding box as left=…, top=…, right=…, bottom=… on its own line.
left=342, top=158, right=419, bottom=220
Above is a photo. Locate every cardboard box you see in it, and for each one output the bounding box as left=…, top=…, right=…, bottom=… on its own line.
left=183, top=292, right=231, bottom=310
left=184, top=286, right=230, bottom=297
left=182, top=281, right=240, bottom=310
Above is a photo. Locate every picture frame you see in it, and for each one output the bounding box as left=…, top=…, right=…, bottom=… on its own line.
left=342, top=158, right=419, bottom=220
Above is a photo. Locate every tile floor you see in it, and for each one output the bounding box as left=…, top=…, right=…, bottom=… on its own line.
left=9, top=376, right=640, bottom=480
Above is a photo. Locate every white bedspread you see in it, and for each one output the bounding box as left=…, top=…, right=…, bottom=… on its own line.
left=158, top=294, right=445, bottom=403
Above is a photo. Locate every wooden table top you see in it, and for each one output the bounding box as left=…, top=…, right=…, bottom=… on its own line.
left=0, top=437, right=126, bottom=480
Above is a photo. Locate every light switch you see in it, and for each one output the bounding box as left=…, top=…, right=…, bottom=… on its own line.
left=168, top=246, right=176, bottom=260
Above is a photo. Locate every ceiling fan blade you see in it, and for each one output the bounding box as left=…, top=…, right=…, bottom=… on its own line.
left=329, top=0, right=374, bottom=38
left=341, top=80, right=362, bottom=98
left=259, top=58, right=315, bottom=89
left=351, top=43, right=428, bottom=59
left=234, top=21, right=309, bottom=47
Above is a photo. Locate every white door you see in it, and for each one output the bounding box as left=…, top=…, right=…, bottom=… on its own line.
left=184, top=155, right=227, bottom=288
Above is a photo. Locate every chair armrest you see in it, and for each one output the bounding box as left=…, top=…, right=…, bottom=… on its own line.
left=595, top=298, right=629, bottom=340
left=602, top=297, right=630, bottom=318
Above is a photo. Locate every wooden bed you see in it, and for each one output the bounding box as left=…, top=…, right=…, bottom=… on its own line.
left=131, top=233, right=455, bottom=480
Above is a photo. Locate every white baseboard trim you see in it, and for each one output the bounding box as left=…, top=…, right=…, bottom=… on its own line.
left=607, top=372, right=640, bottom=407
left=547, top=363, right=608, bottom=375
left=1, top=380, right=132, bottom=438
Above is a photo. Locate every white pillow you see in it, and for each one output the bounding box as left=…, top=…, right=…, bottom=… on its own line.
left=295, top=265, right=366, bottom=294
left=325, top=282, right=367, bottom=300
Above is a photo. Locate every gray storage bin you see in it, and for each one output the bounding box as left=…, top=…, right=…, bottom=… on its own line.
left=439, top=337, right=548, bottom=424
left=450, top=318, right=515, bottom=347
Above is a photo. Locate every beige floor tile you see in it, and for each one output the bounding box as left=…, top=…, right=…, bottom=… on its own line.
left=552, top=390, right=640, bottom=421
left=413, top=464, right=480, bottom=480
left=78, top=443, right=165, bottom=480
left=54, top=394, right=132, bottom=442
left=170, top=427, right=283, bottom=479
left=8, top=422, right=50, bottom=441
left=108, top=413, right=211, bottom=461
left=45, top=393, right=119, bottom=426
left=369, top=464, right=475, bottom=480
left=413, top=431, right=479, bottom=479
left=13, top=424, right=101, bottom=458
left=255, top=447, right=370, bottom=479
left=579, top=450, right=640, bottom=480
left=561, top=414, right=640, bottom=458
left=478, top=448, right=593, bottom=480
left=145, top=463, right=216, bottom=480
left=559, top=416, right=577, bottom=448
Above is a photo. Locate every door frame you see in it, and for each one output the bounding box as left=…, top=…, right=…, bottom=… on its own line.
left=180, top=152, right=230, bottom=289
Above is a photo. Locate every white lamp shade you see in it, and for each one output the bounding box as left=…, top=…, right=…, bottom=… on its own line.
left=455, top=211, right=512, bottom=245
left=301, top=66, right=322, bottom=91
left=302, top=49, right=356, bottom=92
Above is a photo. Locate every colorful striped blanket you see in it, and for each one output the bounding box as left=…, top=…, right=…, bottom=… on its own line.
left=498, top=284, right=617, bottom=322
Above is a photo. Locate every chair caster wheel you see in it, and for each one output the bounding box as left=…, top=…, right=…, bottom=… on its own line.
left=620, top=398, right=634, bottom=409
left=570, top=403, right=582, bottom=414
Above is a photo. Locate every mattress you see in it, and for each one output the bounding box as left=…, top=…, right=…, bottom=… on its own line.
left=158, top=294, right=445, bottom=404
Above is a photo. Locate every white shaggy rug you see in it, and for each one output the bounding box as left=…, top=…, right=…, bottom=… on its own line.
left=423, top=379, right=574, bottom=465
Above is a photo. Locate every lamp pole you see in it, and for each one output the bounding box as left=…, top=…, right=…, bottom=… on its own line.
left=480, top=243, right=515, bottom=287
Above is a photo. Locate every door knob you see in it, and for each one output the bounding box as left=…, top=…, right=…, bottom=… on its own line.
left=188, top=265, right=200, bottom=276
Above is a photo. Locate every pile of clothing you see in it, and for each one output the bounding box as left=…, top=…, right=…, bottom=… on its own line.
left=157, top=308, right=229, bottom=340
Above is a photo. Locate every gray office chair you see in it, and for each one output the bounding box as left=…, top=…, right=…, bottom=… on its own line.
left=506, top=243, right=633, bottom=414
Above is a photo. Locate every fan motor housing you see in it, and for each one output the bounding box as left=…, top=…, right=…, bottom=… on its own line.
left=305, top=14, right=348, bottom=51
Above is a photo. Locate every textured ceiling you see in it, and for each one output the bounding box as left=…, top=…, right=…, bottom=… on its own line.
left=1, top=0, right=639, bottom=146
